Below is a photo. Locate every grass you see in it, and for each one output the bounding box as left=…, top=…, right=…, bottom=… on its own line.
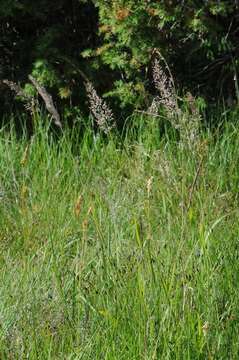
left=0, top=116, right=239, bottom=359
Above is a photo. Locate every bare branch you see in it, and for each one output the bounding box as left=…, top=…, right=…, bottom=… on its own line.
left=1, top=79, right=34, bottom=114
left=28, top=75, right=62, bottom=129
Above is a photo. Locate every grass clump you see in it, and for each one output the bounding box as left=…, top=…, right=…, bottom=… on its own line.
left=0, top=117, right=239, bottom=359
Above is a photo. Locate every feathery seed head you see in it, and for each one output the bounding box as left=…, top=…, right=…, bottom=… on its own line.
left=85, top=81, right=115, bottom=134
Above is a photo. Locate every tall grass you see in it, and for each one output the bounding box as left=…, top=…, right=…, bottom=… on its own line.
left=0, top=116, right=239, bottom=359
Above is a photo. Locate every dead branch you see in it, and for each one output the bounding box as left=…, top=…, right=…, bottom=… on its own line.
left=28, top=75, right=62, bottom=129
left=1, top=79, right=34, bottom=114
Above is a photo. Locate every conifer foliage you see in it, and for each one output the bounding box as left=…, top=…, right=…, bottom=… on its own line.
left=0, top=0, right=238, bottom=118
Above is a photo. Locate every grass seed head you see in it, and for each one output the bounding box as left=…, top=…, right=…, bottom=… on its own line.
left=85, top=81, right=116, bottom=134
left=202, top=321, right=209, bottom=337
left=74, top=194, right=83, bottom=217
left=20, top=144, right=30, bottom=167
left=146, top=176, right=153, bottom=198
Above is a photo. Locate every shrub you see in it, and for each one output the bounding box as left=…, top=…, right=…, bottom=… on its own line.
left=90, top=0, right=239, bottom=108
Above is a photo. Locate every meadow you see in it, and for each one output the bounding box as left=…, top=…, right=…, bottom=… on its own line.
left=0, top=115, right=239, bottom=359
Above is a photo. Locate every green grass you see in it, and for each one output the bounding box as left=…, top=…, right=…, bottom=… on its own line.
left=0, top=117, right=239, bottom=359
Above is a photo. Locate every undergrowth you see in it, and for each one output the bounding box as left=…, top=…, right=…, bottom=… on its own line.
left=0, top=116, right=239, bottom=359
